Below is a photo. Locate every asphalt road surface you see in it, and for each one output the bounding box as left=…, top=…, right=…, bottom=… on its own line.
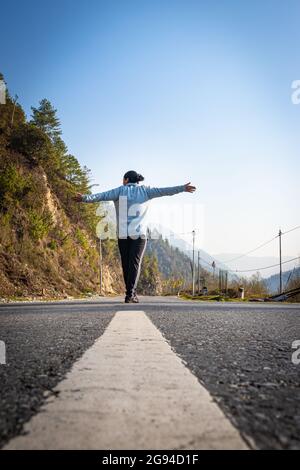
left=0, top=296, right=299, bottom=449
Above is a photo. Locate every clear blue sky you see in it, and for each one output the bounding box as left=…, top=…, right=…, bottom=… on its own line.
left=1, top=0, right=299, bottom=261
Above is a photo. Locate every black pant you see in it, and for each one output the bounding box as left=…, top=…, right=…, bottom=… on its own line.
left=118, top=237, right=147, bottom=297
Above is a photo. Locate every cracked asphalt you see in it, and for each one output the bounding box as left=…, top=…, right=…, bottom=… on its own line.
left=0, top=297, right=299, bottom=449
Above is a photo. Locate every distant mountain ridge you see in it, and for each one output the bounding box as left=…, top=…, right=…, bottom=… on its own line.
left=164, top=231, right=231, bottom=274
left=264, top=266, right=300, bottom=294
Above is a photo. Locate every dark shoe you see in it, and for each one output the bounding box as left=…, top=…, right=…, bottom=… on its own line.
left=131, top=293, right=139, bottom=303
left=124, top=294, right=139, bottom=303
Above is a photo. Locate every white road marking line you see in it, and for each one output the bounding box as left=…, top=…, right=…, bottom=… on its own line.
left=4, top=310, right=248, bottom=450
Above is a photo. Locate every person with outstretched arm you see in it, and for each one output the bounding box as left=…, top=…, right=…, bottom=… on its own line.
left=74, top=170, right=196, bottom=303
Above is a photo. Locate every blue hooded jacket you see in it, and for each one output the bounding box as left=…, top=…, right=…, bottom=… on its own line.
left=82, top=183, right=185, bottom=238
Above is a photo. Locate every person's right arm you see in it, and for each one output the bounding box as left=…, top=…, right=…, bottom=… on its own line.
left=74, top=186, right=121, bottom=203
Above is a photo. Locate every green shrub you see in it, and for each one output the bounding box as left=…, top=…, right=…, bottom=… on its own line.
left=28, top=209, right=53, bottom=241
left=0, top=164, right=26, bottom=204
left=75, top=228, right=89, bottom=250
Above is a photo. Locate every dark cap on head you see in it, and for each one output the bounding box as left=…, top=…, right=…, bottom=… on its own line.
left=124, top=170, right=145, bottom=183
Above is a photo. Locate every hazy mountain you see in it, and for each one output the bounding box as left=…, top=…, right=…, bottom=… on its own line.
left=160, top=230, right=233, bottom=276
left=264, top=267, right=300, bottom=294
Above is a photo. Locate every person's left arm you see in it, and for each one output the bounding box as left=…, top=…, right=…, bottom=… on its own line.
left=145, top=182, right=196, bottom=200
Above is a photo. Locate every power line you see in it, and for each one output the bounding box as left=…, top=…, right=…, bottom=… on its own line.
left=171, top=224, right=300, bottom=247
left=225, top=236, right=278, bottom=263
left=165, top=225, right=300, bottom=278
left=192, top=251, right=236, bottom=274
left=282, top=225, right=300, bottom=236
left=233, top=256, right=299, bottom=273
left=223, top=224, right=300, bottom=264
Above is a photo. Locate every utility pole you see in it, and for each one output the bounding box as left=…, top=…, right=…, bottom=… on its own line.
left=197, top=251, right=200, bottom=294
left=212, top=261, right=216, bottom=279
left=11, top=94, right=18, bottom=126
left=279, top=228, right=282, bottom=294
left=219, top=269, right=226, bottom=294
left=99, top=237, right=103, bottom=296
left=93, top=184, right=102, bottom=295
left=192, top=230, right=195, bottom=296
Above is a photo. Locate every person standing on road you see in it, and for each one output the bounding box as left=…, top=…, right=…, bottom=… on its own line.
left=74, top=170, right=196, bottom=303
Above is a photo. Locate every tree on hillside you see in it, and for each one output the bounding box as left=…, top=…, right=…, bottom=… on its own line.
left=60, top=154, right=90, bottom=190
left=30, top=99, right=68, bottom=170
left=30, top=98, right=67, bottom=155
left=30, top=99, right=62, bottom=144
left=29, top=97, right=98, bottom=232
left=29, top=99, right=70, bottom=179
left=139, top=255, right=162, bottom=295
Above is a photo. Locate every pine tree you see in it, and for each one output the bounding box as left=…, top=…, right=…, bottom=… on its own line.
left=30, top=99, right=62, bottom=143
left=30, top=99, right=68, bottom=177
